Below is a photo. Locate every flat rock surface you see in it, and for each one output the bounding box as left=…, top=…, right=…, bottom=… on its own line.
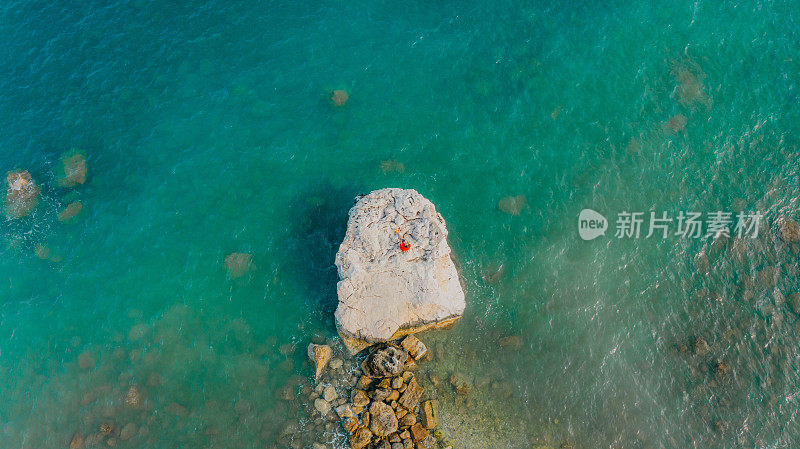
left=335, top=188, right=465, bottom=351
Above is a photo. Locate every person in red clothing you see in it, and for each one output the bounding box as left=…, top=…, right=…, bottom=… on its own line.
left=396, top=229, right=411, bottom=252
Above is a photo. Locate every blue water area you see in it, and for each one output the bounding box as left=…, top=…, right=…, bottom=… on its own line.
left=1, top=0, right=800, bottom=448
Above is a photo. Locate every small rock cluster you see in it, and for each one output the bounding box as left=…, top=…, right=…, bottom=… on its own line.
left=307, top=335, right=446, bottom=449
left=68, top=386, right=144, bottom=448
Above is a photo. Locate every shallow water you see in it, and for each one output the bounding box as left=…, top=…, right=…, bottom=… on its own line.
left=1, top=0, right=800, bottom=448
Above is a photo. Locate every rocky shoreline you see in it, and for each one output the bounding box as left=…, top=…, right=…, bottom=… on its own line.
left=300, top=334, right=451, bottom=449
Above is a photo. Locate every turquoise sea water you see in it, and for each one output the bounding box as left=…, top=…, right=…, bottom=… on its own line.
left=2, top=0, right=800, bottom=448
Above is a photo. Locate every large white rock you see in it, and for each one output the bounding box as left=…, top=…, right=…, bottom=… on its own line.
left=335, top=188, right=466, bottom=353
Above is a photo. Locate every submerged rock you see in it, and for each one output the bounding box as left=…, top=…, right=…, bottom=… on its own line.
left=790, top=293, right=800, bottom=315
left=331, top=89, right=349, bottom=106
left=498, top=335, right=523, bottom=350
left=69, top=433, right=85, bottom=449
left=778, top=218, right=800, bottom=243
left=380, top=160, right=405, bottom=174
left=124, top=385, right=141, bottom=408
left=224, top=252, right=253, bottom=279
left=56, top=152, right=87, bottom=187
left=498, top=195, right=526, bottom=216
left=34, top=243, right=50, bottom=260
left=313, top=398, right=331, bottom=415
left=58, top=201, right=83, bottom=222
left=334, top=188, right=466, bottom=353
left=664, top=114, right=688, bottom=133
left=5, top=171, right=40, bottom=218
left=119, top=423, right=137, bottom=441
left=323, top=385, right=337, bottom=402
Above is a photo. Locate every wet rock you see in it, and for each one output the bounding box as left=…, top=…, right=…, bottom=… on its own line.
left=398, top=412, right=416, bottom=428
left=224, top=252, right=253, bottom=279
left=330, top=358, right=343, bottom=370
left=350, top=427, right=372, bottom=449
left=343, top=416, right=359, bottom=433
left=370, top=388, right=392, bottom=402
left=391, top=377, right=403, bottom=390
left=399, top=335, right=427, bottom=360
left=314, top=398, right=331, bottom=415
left=56, top=152, right=87, bottom=187
left=336, top=403, right=355, bottom=419
left=363, top=345, right=409, bottom=378
left=374, top=439, right=391, bottom=449
left=107, top=437, right=117, bottom=446
left=5, top=171, right=40, bottom=218
left=778, top=218, right=800, bottom=243
left=119, top=423, right=137, bottom=441
left=307, top=343, right=333, bottom=382
left=369, top=401, right=398, bottom=437
left=124, top=386, right=141, bottom=408
left=323, top=385, right=337, bottom=402
left=409, top=423, right=428, bottom=442
left=356, top=375, right=373, bottom=390
left=335, top=188, right=466, bottom=353
left=420, top=400, right=437, bottom=428
left=498, top=335, right=522, bottom=350
left=398, top=376, right=424, bottom=409
left=331, top=89, right=349, bottom=106
left=498, top=195, right=526, bottom=216
left=69, top=433, right=85, bottom=449
left=351, top=389, right=370, bottom=408
left=58, top=201, right=83, bottom=222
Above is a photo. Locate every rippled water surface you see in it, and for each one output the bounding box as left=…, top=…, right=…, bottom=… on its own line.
left=2, top=1, right=800, bottom=448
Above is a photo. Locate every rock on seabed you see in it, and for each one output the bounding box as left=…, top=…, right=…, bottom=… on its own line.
left=334, top=188, right=466, bottom=353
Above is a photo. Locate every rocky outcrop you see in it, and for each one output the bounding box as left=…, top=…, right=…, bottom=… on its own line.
left=334, top=188, right=466, bottom=353
left=5, top=171, right=40, bottom=218
left=362, top=345, right=408, bottom=378
left=307, top=343, right=332, bottom=383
